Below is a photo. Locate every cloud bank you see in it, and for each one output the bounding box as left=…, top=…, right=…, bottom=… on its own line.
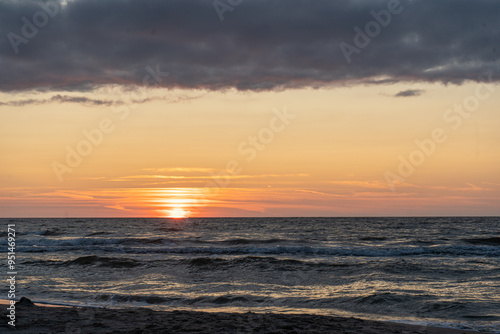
left=0, top=0, right=499, bottom=93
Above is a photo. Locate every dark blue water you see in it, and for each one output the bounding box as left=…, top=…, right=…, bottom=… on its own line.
left=2, top=217, right=499, bottom=332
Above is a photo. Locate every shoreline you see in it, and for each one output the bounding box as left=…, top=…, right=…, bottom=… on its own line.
left=2, top=299, right=496, bottom=333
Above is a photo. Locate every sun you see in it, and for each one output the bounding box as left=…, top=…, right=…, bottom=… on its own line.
left=168, top=207, right=188, bottom=219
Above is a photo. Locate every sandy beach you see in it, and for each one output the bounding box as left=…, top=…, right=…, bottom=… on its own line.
left=2, top=298, right=494, bottom=334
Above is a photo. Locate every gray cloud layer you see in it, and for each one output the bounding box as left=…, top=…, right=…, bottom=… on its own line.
left=0, top=0, right=499, bottom=92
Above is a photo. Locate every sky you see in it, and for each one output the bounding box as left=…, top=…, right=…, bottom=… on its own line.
left=0, top=0, right=499, bottom=217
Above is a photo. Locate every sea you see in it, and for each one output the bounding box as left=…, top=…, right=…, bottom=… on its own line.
left=2, top=217, right=500, bottom=333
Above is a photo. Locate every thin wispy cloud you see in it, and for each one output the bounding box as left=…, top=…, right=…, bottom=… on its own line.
left=142, top=168, right=217, bottom=174
left=0, top=92, right=205, bottom=107
left=0, top=95, right=115, bottom=107
left=394, top=89, right=425, bottom=97
left=98, top=173, right=310, bottom=182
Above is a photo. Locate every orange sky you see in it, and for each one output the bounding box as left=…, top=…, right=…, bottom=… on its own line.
left=1, top=83, right=499, bottom=217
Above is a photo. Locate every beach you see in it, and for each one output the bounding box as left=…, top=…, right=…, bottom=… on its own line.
left=3, top=299, right=494, bottom=334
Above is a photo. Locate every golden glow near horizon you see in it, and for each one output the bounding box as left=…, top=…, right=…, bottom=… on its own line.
left=165, top=208, right=189, bottom=219
left=1, top=83, right=499, bottom=217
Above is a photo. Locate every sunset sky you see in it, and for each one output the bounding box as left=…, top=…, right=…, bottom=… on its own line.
left=1, top=0, right=499, bottom=217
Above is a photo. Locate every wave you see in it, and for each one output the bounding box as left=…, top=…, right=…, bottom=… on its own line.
left=187, top=256, right=301, bottom=266
left=351, top=292, right=429, bottom=306
left=63, top=255, right=141, bottom=268
left=123, top=245, right=500, bottom=257
left=34, top=255, right=350, bottom=270
left=185, top=238, right=290, bottom=245
left=221, top=238, right=287, bottom=245
left=463, top=237, right=500, bottom=246
left=40, top=229, right=62, bottom=236
left=95, top=294, right=180, bottom=304
left=158, top=227, right=184, bottom=232
left=184, top=256, right=349, bottom=270
left=16, top=243, right=500, bottom=257
left=11, top=236, right=292, bottom=248
left=10, top=234, right=500, bottom=257
left=91, top=292, right=490, bottom=317
left=359, top=237, right=387, bottom=241
left=189, top=295, right=256, bottom=305
left=12, top=237, right=174, bottom=247
left=417, top=301, right=468, bottom=315
left=85, top=232, right=113, bottom=237
left=94, top=293, right=260, bottom=305
left=22, top=259, right=62, bottom=266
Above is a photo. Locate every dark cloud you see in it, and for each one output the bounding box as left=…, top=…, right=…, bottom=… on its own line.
left=0, top=0, right=499, bottom=93
left=394, top=89, right=424, bottom=97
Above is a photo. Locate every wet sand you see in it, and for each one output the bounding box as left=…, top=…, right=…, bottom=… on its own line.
left=2, top=299, right=494, bottom=333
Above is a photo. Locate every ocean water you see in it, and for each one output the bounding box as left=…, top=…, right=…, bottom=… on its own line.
left=2, top=217, right=500, bottom=332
